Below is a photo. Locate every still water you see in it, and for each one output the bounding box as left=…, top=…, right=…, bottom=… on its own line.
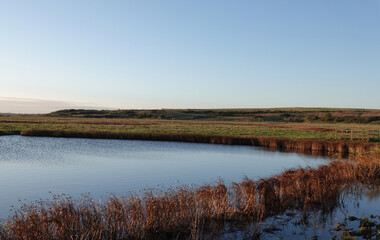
left=0, top=135, right=329, bottom=218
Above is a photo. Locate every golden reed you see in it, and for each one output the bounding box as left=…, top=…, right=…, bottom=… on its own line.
left=21, top=129, right=378, bottom=157
left=0, top=156, right=379, bottom=239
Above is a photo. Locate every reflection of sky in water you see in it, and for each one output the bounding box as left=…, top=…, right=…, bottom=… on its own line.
left=0, top=135, right=329, bottom=218
left=253, top=185, right=380, bottom=240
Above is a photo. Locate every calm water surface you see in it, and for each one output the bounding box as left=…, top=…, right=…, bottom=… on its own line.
left=250, top=185, right=380, bottom=240
left=0, top=135, right=328, bottom=217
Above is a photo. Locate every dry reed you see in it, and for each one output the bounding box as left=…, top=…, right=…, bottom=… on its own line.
left=21, top=129, right=379, bottom=156
left=0, top=156, right=379, bottom=239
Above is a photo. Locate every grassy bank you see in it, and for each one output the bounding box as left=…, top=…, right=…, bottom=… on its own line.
left=20, top=129, right=378, bottom=156
left=1, top=108, right=380, bottom=142
left=1, top=157, right=379, bottom=239
left=1, top=108, right=379, bottom=157
left=0, top=116, right=340, bottom=140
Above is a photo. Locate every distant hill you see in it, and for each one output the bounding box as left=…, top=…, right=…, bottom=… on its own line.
left=0, top=113, right=19, bottom=116
left=47, top=108, right=380, bottom=124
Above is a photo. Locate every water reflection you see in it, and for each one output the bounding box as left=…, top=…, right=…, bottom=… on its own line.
left=261, top=184, right=380, bottom=239
left=0, top=136, right=378, bottom=239
left=223, top=184, right=380, bottom=240
left=364, top=185, right=380, bottom=201
left=0, top=135, right=329, bottom=218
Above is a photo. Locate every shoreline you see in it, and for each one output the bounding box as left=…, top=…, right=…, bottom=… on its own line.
left=1, top=155, right=379, bottom=239
left=9, top=129, right=378, bottom=157
left=1, top=128, right=379, bottom=239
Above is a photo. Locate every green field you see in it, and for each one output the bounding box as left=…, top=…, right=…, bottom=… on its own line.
left=1, top=108, right=380, bottom=141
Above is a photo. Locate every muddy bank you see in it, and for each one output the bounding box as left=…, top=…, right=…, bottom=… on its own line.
left=19, top=129, right=378, bottom=156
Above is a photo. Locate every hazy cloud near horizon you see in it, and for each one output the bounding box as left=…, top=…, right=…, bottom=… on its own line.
left=0, top=97, right=106, bottom=114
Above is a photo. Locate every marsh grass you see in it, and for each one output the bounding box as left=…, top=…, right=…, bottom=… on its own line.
left=2, top=113, right=380, bottom=141
left=19, top=129, right=378, bottom=157
left=0, top=157, right=379, bottom=240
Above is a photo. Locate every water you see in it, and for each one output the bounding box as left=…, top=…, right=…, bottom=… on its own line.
left=252, top=185, right=380, bottom=240
left=0, top=135, right=328, bottom=218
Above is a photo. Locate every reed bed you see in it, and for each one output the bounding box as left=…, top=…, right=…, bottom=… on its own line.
left=1, top=157, right=379, bottom=240
left=21, top=129, right=378, bottom=156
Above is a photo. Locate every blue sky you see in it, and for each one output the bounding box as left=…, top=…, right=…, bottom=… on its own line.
left=0, top=1, right=379, bottom=113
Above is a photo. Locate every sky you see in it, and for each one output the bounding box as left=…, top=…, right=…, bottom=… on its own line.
left=0, top=0, right=379, bottom=113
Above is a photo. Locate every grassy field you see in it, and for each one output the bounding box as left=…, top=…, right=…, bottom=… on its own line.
left=0, top=108, right=380, bottom=141
left=46, top=108, right=380, bottom=123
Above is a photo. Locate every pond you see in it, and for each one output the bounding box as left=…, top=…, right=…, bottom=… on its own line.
left=0, top=135, right=328, bottom=218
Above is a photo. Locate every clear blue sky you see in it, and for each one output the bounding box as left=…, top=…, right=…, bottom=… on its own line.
left=0, top=0, right=379, bottom=113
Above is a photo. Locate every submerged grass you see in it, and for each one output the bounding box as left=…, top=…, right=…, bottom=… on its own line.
left=1, top=157, right=379, bottom=239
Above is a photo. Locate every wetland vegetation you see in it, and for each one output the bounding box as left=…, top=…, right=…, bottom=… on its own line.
left=1, top=108, right=380, bottom=142
left=0, top=108, right=379, bottom=239
left=0, top=155, right=379, bottom=239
